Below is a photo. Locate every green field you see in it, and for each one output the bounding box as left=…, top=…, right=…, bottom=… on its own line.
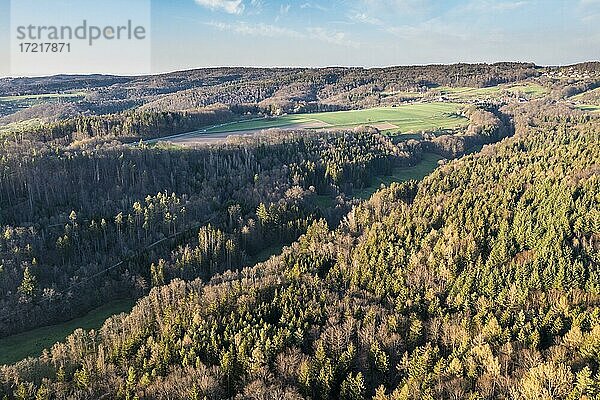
left=0, top=92, right=85, bottom=102
left=430, top=83, right=549, bottom=100
left=0, top=299, right=135, bottom=365
left=202, top=103, right=468, bottom=135
left=0, top=119, right=44, bottom=135
left=206, top=114, right=310, bottom=132
left=0, top=92, right=86, bottom=111
left=576, top=104, right=600, bottom=113
left=0, top=92, right=86, bottom=120
left=380, top=90, right=423, bottom=99
left=355, top=153, right=443, bottom=199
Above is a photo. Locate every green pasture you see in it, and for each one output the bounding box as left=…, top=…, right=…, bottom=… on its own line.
left=0, top=92, right=85, bottom=102
left=431, top=82, right=548, bottom=100
left=203, top=102, right=468, bottom=134
left=576, top=104, right=600, bottom=113
left=355, top=153, right=444, bottom=199
left=0, top=299, right=135, bottom=365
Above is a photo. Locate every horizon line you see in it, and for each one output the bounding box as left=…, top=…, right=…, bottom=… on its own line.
left=2, top=60, right=599, bottom=80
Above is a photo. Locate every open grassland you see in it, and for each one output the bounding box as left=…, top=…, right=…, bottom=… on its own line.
left=0, top=299, right=135, bottom=365
left=0, top=92, right=85, bottom=110
left=571, top=87, right=599, bottom=100
left=0, top=92, right=86, bottom=118
left=0, top=119, right=44, bottom=138
left=430, top=82, right=549, bottom=101
left=205, top=114, right=313, bottom=133
left=355, top=153, right=444, bottom=199
left=203, top=102, right=468, bottom=135
left=0, top=92, right=85, bottom=102
left=500, top=82, right=549, bottom=97
left=380, top=90, right=423, bottom=99
left=380, top=82, right=548, bottom=103
left=576, top=104, right=600, bottom=113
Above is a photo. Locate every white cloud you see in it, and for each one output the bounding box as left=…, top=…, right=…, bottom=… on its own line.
left=349, top=12, right=384, bottom=26
left=205, top=21, right=303, bottom=38
left=307, top=27, right=360, bottom=48
left=492, top=1, right=527, bottom=10
left=576, top=0, right=600, bottom=23
left=465, top=0, right=529, bottom=12
left=205, top=21, right=359, bottom=48
left=280, top=4, right=291, bottom=15
left=195, top=0, right=245, bottom=14
left=358, top=0, right=432, bottom=14
left=582, top=12, right=600, bottom=22
left=299, top=2, right=328, bottom=12
left=386, top=17, right=470, bottom=41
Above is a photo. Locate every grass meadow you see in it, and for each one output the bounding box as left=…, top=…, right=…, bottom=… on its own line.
left=0, top=299, right=135, bottom=365
left=203, top=103, right=468, bottom=135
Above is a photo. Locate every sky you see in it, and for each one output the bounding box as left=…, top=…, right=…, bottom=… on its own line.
left=1, top=0, right=600, bottom=76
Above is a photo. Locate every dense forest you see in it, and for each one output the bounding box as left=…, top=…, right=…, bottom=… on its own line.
left=0, top=103, right=597, bottom=399
left=0, top=100, right=511, bottom=337
left=0, top=62, right=598, bottom=399
left=0, top=130, right=392, bottom=336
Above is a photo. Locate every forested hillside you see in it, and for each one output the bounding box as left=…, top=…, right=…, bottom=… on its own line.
left=0, top=106, right=597, bottom=399
left=0, top=103, right=511, bottom=338
left=0, top=63, right=546, bottom=126
left=0, top=130, right=394, bottom=336
left=0, top=62, right=599, bottom=399
left=3, top=62, right=598, bottom=150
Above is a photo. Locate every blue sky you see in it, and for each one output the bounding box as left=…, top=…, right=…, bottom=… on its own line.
left=154, top=0, right=600, bottom=70
left=1, top=0, right=600, bottom=76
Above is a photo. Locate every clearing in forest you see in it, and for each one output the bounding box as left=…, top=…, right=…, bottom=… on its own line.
left=0, top=299, right=135, bottom=365
left=576, top=104, right=600, bottom=113
left=151, top=102, right=469, bottom=147
left=205, top=102, right=467, bottom=133
left=429, top=82, right=549, bottom=100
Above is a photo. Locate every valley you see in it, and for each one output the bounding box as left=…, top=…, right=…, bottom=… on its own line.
left=0, top=62, right=598, bottom=400
left=0, top=150, right=445, bottom=364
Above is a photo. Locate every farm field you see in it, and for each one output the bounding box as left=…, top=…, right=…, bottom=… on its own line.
left=576, top=104, right=600, bottom=113
left=0, top=119, right=43, bottom=137
left=206, top=102, right=467, bottom=133
left=0, top=92, right=85, bottom=102
left=156, top=102, right=469, bottom=146
left=571, top=86, right=600, bottom=101
left=430, top=82, right=549, bottom=101
left=571, top=87, right=600, bottom=109
left=0, top=299, right=135, bottom=365
left=0, top=92, right=86, bottom=118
